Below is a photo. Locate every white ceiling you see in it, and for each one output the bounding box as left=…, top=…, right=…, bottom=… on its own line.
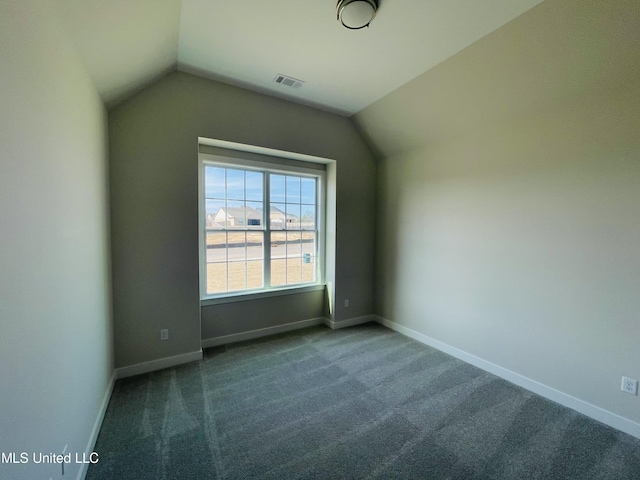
left=55, top=0, right=182, bottom=107
left=56, top=0, right=542, bottom=115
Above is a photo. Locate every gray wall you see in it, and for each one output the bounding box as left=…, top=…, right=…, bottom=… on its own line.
left=0, top=1, right=114, bottom=479
left=109, top=72, right=376, bottom=367
left=201, top=290, right=325, bottom=340
left=354, top=0, right=640, bottom=426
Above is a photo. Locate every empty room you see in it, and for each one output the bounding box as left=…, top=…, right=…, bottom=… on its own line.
left=1, top=0, right=639, bottom=479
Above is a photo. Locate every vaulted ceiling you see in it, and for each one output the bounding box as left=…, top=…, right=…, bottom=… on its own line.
left=54, top=0, right=541, bottom=115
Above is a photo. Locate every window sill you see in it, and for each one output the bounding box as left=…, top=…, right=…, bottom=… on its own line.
left=200, top=284, right=326, bottom=306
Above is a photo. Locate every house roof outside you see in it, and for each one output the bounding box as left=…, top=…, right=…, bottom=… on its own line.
left=220, top=206, right=262, bottom=221
left=215, top=205, right=299, bottom=223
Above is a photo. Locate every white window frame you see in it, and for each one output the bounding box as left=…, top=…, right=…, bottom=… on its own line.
left=198, top=140, right=328, bottom=305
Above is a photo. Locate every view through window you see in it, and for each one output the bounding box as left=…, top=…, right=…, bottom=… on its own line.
left=203, top=163, right=321, bottom=296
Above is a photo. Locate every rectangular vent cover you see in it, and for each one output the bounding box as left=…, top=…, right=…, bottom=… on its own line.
left=274, top=74, right=304, bottom=88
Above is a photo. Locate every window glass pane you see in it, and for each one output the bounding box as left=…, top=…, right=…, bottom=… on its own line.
left=206, top=232, right=227, bottom=263
left=286, top=231, right=302, bottom=254
left=286, top=231, right=302, bottom=285
left=227, top=232, right=247, bottom=292
left=247, top=260, right=263, bottom=290
left=206, top=263, right=227, bottom=295
left=225, top=201, right=244, bottom=228
left=270, top=258, right=286, bottom=287
left=246, top=171, right=263, bottom=201
left=301, top=178, right=316, bottom=205
left=206, top=232, right=228, bottom=294
left=300, top=205, right=315, bottom=230
left=301, top=232, right=316, bottom=284
left=245, top=201, right=263, bottom=229
left=271, top=230, right=286, bottom=249
left=228, top=261, right=246, bottom=292
left=226, top=169, right=245, bottom=200
left=246, top=232, right=263, bottom=260
left=287, top=257, right=302, bottom=284
left=205, top=166, right=226, bottom=199
left=301, top=232, right=316, bottom=257
left=206, top=199, right=225, bottom=229
left=270, top=174, right=285, bottom=203
left=246, top=231, right=263, bottom=289
left=286, top=204, right=301, bottom=230
left=286, top=176, right=301, bottom=203
left=270, top=203, right=286, bottom=230
left=271, top=230, right=286, bottom=286
left=302, top=256, right=315, bottom=283
left=227, top=232, right=246, bottom=262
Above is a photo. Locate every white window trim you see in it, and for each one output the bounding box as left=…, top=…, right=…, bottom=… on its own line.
left=198, top=138, right=336, bottom=305
left=201, top=284, right=326, bottom=306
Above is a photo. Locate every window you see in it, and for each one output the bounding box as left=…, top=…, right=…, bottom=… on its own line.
left=200, top=146, right=325, bottom=299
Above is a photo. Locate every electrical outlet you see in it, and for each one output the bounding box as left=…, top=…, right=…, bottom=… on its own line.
left=160, top=329, right=169, bottom=341
left=344, top=299, right=349, bottom=308
left=621, top=376, right=638, bottom=395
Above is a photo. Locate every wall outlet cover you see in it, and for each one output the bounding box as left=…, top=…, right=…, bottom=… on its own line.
left=621, top=376, right=638, bottom=395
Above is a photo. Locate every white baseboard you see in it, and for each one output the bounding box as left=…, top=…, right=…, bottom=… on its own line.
left=201, top=317, right=326, bottom=348
left=323, top=314, right=377, bottom=330
left=375, top=315, right=640, bottom=440
left=77, top=370, right=116, bottom=480
left=115, top=350, right=203, bottom=379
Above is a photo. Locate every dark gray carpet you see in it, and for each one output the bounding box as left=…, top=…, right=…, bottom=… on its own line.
left=87, top=323, right=640, bottom=479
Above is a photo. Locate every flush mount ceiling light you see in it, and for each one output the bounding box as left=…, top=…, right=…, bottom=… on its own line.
left=337, top=0, right=378, bottom=30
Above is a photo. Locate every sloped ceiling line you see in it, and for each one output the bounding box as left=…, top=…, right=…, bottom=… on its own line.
left=55, top=0, right=542, bottom=114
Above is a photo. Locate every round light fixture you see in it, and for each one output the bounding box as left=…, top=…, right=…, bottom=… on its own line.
left=337, top=0, right=377, bottom=30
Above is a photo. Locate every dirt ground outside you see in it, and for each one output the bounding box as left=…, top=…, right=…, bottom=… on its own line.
left=206, top=230, right=316, bottom=294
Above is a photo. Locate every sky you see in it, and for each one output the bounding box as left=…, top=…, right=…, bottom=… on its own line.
left=205, top=166, right=317, bottom=225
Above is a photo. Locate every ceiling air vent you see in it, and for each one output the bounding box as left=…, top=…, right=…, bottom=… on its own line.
left=274, top=74, right=304, bottom=89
